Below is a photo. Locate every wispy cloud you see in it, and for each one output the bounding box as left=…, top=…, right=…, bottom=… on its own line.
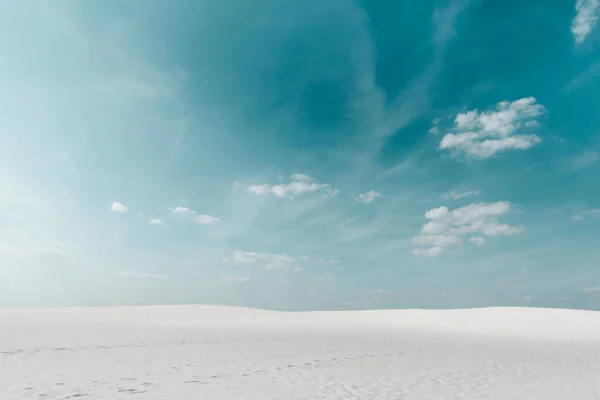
left=428, top=118, right=442, bottom=134
left=565, top=150, right=599, bottom=170
left=439, top=97, right=545, bottom=159
left=115, top=271, right=170, bottom=281
left=148, top=218, right=163, bottom=225
left=110, top=202, right=128, bottom=213
left=469, top=236, right=485, bottom=245
left=412, top=202, right=522, bottom=256
left=583, top=286, right=600, bottom=293
left=412, top=234, right=461, bottom=256
left=571, top=209, right=600, bottom=220
left=356, top=190, right=381, bottom=204
left=357, top=0, right=471, bottom=160
left=225, top=250, right=294, bottom=270
left=193, top=215, right=219, bottom=225
left=170, top=206, right=219, bottom=224
left=564, top=61, right=600, bottom=92
left=246, top=174, right=338, bottom=199
left=223, top=250, right=340, bottom=271
left=572, top=0, right=599, bottom=44
left=440, top=190, right=480, bottom=200
left=223, top=276, right=252, bottom=282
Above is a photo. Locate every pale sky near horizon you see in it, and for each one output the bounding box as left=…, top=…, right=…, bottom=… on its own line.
left=1, top=0, right=599, bottom=310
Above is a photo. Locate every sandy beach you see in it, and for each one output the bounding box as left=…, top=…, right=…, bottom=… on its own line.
left=2, top=306, right=600, bottom=399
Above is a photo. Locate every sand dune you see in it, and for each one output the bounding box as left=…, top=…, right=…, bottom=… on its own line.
left=2, top=306, right=600, bottom=399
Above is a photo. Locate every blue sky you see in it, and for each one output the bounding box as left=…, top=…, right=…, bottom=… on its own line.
left=1, top=0, right=600, bottom=310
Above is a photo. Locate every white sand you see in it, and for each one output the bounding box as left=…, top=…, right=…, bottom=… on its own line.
left=2, top=306, right=600, bottom=399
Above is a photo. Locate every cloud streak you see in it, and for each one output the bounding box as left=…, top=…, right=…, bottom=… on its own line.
left=115, top=271, right=170, bottom=281
left=226, top=250, right=294, bottom=270
left=247, top=174, right=338, bottom=200
left=170, top=206, right=219, bottom=225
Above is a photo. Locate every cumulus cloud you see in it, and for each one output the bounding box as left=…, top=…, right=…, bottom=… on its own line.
left=412, top=201, right=522, bottom=256
left=110, top=202, right=128, bottom=213
left=439, top=97, right=546, bottom=159
left=440, top=190, right=480, bottom=200
left=572, top=0, right=599, bottom=44
left=247, top=174, right=337, bottom=199
left=170, top=206, right=196, bottom=215
left=571, top=209, right=600, bottom=220
left=115, top=271, right=169, bottom=281
left=148, top=218, right=163, bottom=225
left=356, top=190, right=381, bottom=203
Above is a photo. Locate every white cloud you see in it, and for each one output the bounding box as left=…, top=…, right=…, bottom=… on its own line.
left=169, top=206, right=218, bottom=225
left=412, top=247, right=444, bottom=257
left=413, top=234, right=460, bottom=247
left=572, top=0, right=600, bottom=44
left=571, top=209, right=600, bottom=220
left=440, top=190, right=480, bottom=200
left=115, top=271, right=169, bottom=281
left=227, top=250, right=293, bottom=270
left=428, top=118, right=441, bottom=134
left=412, top=202, right=522, bottom=256
left=247, top=174, right=337, bottom=199
left=170, top=206, right=197, bottom=215
left=223, top=276, right=251, bottom=282
left=356, top=190, right=381, bottom=204
left=439, top=97, right=546, bottom=159
left=193, top=214, right=219, bottom=225
left=469, top=236, right=485, bottom=245
left=246, top=184, right=272, bottom=195
left=583, top=286, right=600, bottom=293
left=224, top=251, right=336, bottom=271
left=110, top=202, right=128, bottom=213
left=148, top=218, right=163, bottom=225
